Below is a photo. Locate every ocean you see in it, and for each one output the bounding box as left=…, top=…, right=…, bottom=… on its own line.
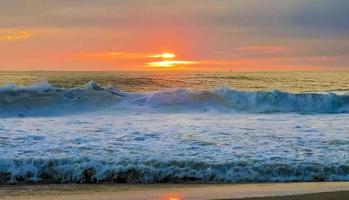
left=0, top=71, right=348, bottom=183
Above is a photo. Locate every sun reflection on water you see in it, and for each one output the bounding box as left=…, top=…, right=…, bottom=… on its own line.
left=163, top=193, right=182, bottom=200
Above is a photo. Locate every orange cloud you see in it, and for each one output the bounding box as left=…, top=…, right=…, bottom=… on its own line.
left=72, top=50, right=329, bottom=71
left=0, top=31, right=32, bottom=40
left=74, top=51, right=197, bottom=69
left=75, top=51, right=151, bottom=59
left=236, top=46, right=286, bottom=53
left=212, top=46, right=287, bottom=59
left=75, top=51, right=180, bottom=60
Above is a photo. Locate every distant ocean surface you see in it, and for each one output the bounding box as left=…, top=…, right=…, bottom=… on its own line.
left=0, top=71, right=348, bottom=184
left=1, top=71, right=349, bottom=92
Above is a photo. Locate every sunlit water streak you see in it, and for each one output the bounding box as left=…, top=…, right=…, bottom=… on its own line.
left=1, top=71, right=349, bottom=92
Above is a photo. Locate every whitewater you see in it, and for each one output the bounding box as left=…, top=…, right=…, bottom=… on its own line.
left=0, top=81, right=348, bottom=116
left=0, top=81, right=348, bottom=183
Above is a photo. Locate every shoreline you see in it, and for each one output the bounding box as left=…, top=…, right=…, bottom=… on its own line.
left=1, top=182, right=349, bottom=200
left=222, top=191, right=349, bottom=200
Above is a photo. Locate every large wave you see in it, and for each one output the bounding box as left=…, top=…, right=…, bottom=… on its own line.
left=1, top=158, right=348, bottom=183
left=0, top=81, right=124, bottom=117
left=0, top=81, right=348, bottom=116
left=139, top=87, right=349, bottom=113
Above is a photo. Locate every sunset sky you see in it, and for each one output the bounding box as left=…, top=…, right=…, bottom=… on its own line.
left=0, top=0, right=348, bottom=71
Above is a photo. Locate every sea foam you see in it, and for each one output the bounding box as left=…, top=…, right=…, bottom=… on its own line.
left=1, top=158, right=348, bottom=183
left=0, top=112, right=348, bottom=184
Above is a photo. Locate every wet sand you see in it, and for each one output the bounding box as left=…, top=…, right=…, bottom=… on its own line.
left=225, top=191, right=349, bottom=200
left=1, top=182, right=349, bottom=200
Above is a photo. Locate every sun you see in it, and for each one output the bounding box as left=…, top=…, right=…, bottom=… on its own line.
left=147, top=52, right=198, bottom=68
left=149, top=52, right=176, bottom=59
left=160, top=52, right=176, bottom=59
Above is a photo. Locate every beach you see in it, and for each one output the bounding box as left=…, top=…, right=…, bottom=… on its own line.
left=1, top=182, right=349, bottom=200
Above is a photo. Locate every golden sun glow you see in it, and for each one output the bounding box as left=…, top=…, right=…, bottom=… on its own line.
left=147, top=52, right=198, bottom=68
left=74, top=50, right=200, bottom=69
left=150, top=52, right=176, bottom=59
left=164, top=194, right=182, bottom=200
left=147, top=60, right=198, bottom=68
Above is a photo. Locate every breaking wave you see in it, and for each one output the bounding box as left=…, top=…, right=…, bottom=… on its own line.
left=1, top=158, right=348, bottom=184
left=0, top=81, right=348, bottom=116
left=0, top=81, right=124, bottom=117
left=132, top=87, right=349, bottom=113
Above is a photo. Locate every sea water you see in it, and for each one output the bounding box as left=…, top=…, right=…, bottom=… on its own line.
left=0, top=71, right=348, bottom=183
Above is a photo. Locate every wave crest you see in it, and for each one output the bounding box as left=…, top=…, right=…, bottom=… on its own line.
left=132, top=87, right=349, bottom=113
left=1, top=158, right=348, bottom=183
left=0, top=81, right=348, bottom=116
left=0, top=81, right=124, bottom=117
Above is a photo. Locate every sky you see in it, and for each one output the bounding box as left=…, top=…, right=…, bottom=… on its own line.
left=0, top=0, right=348, bottom=71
